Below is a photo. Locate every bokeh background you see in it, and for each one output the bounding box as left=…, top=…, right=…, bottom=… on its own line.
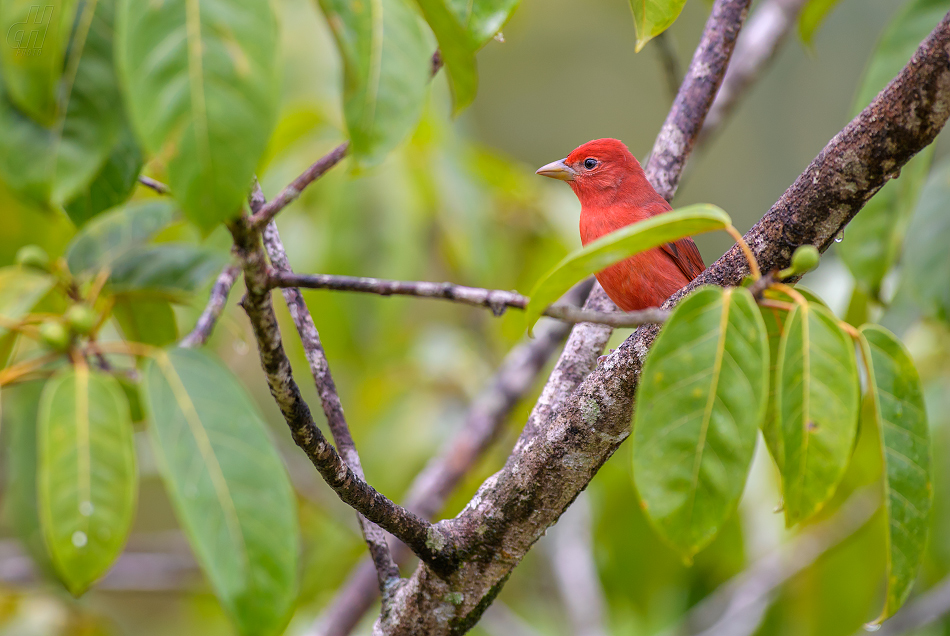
left=3, top=0, right=950, bottom=634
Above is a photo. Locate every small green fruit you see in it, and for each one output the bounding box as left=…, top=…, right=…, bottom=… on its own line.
left=15, top=245, right=50, bottom=271
left=791, top=245, right=820, bottom=275
left=39, top=321, right=70, bottom=351
left=66, top=304, right=97, bottom=335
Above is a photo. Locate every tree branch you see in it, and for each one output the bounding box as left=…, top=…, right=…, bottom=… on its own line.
left=312, top=280, right=595, bottom=636
left=376, top=8, right=950, bottom=634
left=180, top=263, right=242, bottom=348
left=227, top=214, right=458, bottom=574
left=698, top=0, right=810, bottom=146
left=269, top=272, right=668, bottom=328
left=857, top=575, right=950, bottom=636
left=259, top=210, right=402, bottom=598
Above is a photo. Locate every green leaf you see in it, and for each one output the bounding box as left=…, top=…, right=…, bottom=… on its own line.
left=851, top=0, right=950, bottom=118
left=66, top=200, right=178, bottom=276
left=319, top=0, right=433, bottom=165
left=633, top=286, right=768, bottom=560
left=526, top=204, right=731, bottom=333
left=627, top=0, right=689, bottom=52
left=0, top=266, right=54, bottom=338
left=1, top=381, right=54, bottom=574
left=113, top=295, right=179, bottom=347
left=37, top=366, right=137, bottom=595
left=859, top=324, right=932, bottom=624
left=447, top=0, right=519, bottom=46
left=0, top=1, right=76, bottom=124
left=108, top=244, right=228, bottom=296
left=902, top=156, right=950, bottom=322
left=798, top=0, right=843, bottom=44
left=116, top=0, right=280, bottom=231
left=777, top=302, right=860, bottom=526
left=0, top=0, right=125, bottom=206
left=63, top=124, right=144, bottom=227
left=141, top=348, right=298, bottom=636
left=415, top=0, right=479, bottom=112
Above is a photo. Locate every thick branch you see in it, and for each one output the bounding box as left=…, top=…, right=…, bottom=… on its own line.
left=270, top=272, right=668, bottom=327
left=180, top=263, right=241, bottom=348
left=313, top=281, right=594, bottom=636
left=228, top=216, right=457, bottom=573
left=261, top=214, right=401, bottom=596
left=378, top=9, right=950, bottom=634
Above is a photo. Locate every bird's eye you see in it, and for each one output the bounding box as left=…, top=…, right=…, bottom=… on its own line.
left=584, top=158, right=597, bottom=170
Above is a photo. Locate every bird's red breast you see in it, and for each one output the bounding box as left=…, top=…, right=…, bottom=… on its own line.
left=536, top=138, right=705, bottom=311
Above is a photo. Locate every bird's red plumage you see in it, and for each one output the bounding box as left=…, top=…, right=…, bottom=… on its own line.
left=554, top=138, right=704, bottom=311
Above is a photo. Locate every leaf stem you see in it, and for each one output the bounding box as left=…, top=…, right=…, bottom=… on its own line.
left=725, top=224, right=761, bottom=279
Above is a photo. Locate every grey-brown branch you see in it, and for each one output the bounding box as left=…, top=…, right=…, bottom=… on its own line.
left=227, top=215, right=458, bottom=574
left=269, top=272, right=668, bottom=328
left=312, top=280, right=594, bottom=636
left=375, top=6, right=950, bottom=635
left=180, top=263, right=241, bottom=348
left=254, top=186, right=401, bottom=597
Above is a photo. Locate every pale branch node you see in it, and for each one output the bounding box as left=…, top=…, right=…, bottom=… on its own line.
left=255, top=185, right=401, bottom=597
left=137, top=175, right=170, bottom=195
left=699, top=0, right=809, bottom=146
left=374, top=6, right=950, bottom=635
left=226, top=215, right=459, bottom=574
left=268, top=271, right=668, bottom=328
left=682, top=488, right=880, bottom=636
left=180, top=263, right=242, bottom=348
left=311, top=280, right=595, bottom=636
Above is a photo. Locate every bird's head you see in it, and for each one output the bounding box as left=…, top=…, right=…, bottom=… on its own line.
left=535, top=138, right=642, bottom=204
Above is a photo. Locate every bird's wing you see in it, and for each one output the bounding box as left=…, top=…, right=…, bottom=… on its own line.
left=661, top=237, right=706, bottom=281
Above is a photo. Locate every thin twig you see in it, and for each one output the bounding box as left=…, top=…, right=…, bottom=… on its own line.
left=698, top=0, right=809, bottom=146
left=312, top=280, right=594, bottom=636
left=258, top=201, right=401, bottom=599
left=269, top=272, right=668, bottom=328
left=138, top=175, right=171, bottom=195
left=248, top=142, right=350, bottom=231
left=180, top=263, right=242, bottom=348
left=227, top=214, right=458, bottom=574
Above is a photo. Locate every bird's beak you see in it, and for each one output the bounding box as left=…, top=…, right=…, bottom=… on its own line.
left=535, top=159, right=576, bottom=182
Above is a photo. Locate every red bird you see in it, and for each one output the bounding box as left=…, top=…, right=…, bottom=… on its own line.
left=536, top=138, right=705, bottom=311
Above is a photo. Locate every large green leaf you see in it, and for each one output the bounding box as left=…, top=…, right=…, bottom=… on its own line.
left=447, top=0, right=519, bottom=46
left=0, top=0, right=124, bottom=206
left=902, top=157, right=950, bottom=321
left=777, top=302, right=860, bottom=526
left=0, top=266, right=54, bottom=338
left=63, top=124, right=144, bottom=227
left=37, top=366, right=137, bottom=595
left=113, top=295, right=179, bottom=347
left=116, top=0, right=280, bottom=231
left=851, top=0, right=950, bottom=117
left=860, top=325, right=932, bottom=624
left=798, top=0, right=843, bottom=44
left=627, top=0, right=689, bottom=52
left=320, top=0, right=432, bottom=165
left=1, top=381, right=54, bottom=574
left=414, top=0, right=479, bottom=112
left=66, top=200, right=178, bottom=276
left=633, top=286, right=768, bottom=560
left=108, top=244, right=227, bottom=296
left=141, top=348, right=298, bottom=636
left=0, top=1, right=76, bottom=123
left=526, top=204, right=730, bottom=333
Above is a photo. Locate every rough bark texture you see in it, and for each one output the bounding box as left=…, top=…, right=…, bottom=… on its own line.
left=179, top=263, right=240, bottom=348
left=374, top=11, right=950, bottom=635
